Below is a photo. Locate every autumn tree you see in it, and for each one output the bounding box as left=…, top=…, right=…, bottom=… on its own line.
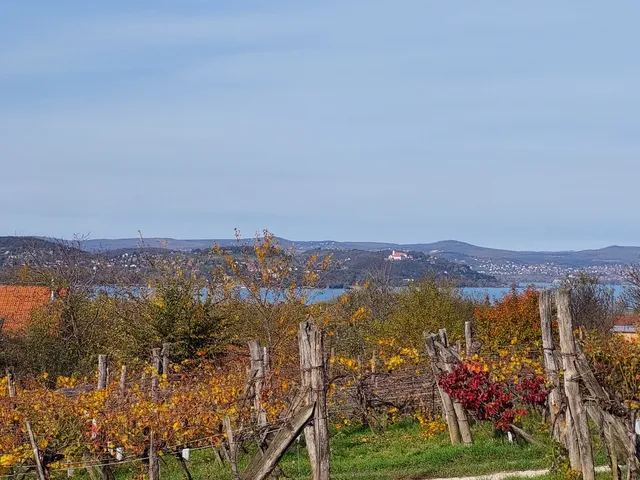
left=112, top=257, right=229, bottom=364
left=212, top=230, right=331, bottom=354
left=623, top=260, right=640, bottom=314
left=382, top=277, right=474, bottom=350
left=562, top=272, right=622, bottom=333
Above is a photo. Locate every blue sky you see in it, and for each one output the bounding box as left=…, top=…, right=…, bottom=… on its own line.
left=1, top=1, right=639, bottom=250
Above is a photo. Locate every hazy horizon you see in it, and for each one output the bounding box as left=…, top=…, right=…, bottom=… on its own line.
left=2, top=1, right=640, bottom=251
left=4, top=232, right=640, bottom=253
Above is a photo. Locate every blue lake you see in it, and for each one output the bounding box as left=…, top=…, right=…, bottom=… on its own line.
left=97, top=284, right=625, bottom=304
left=301, top=283, right=625, bottom=303
left=459, top=284, right=624, bottom=301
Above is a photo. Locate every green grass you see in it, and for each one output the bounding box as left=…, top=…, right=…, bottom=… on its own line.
left=41, top=417, right=614, bottom=480
left=47, top=420, right=563, bottom=480
left=320, top=421, right=550, bottom=480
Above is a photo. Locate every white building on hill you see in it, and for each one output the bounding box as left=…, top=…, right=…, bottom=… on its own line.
left=388, top=250, right=410, bottom=261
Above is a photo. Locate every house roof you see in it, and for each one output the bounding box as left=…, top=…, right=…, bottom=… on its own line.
left=0, top=286, right=51, bottom=331
left=611, top=315, right=638, bottom=335
left=614, top=315, right=639, bottom=327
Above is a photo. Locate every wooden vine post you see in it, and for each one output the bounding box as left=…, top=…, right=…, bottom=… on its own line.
left=240, top=404, right=316, bottom=480
left=6, top=367, right=17, bottom=399
left=151, top=348, right=161, bottom=402
left=149, top=348, right=161, bottom=480
left=299, top=323, right=318, bottom=474
left=436, top=329, right=473, bottom=445
left=263, top=346, right=271, bottom=389
left=6, top=368, right=19, bottom=435
left=248, top=340, right=268, bottom=428
left=148, top=430, right=159, bottom=480
left=464, top=321, right=474, bottom=357
left=119, top=365, right=127, bottom=397
left=424, top=332, right=462, bottom=445
left=299, top=321, right=330, bottom=480
left=97, top=354, right=108, bottom=390
left=26, top=421, right=47, bottom=480
left=539, top=289, right=564, bottom=444
left=223, top=416, right=240, bottom=480
left=556, top=289, right=595, bottom=480
left=629, top=410, right=638, bottom=480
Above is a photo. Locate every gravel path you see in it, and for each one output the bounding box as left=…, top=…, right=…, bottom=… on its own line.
left=424, top=465, right=610, bottom=480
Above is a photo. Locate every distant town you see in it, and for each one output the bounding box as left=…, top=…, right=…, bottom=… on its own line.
left=473, top=259, right=623, bottom=284
left=1, top=236, right=637, bottom=287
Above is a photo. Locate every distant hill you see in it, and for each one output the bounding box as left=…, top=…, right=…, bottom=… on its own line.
left=82, top=237, right=264, bottom=252
left=82, top=237, right=640, bottom=266
left=307, top=248, right=496, bottom=287
left=0, top=236, right=87, bottom=261
left=0, top=236, right=497, bottom=287
left=5, top=235, right=640, bottom=285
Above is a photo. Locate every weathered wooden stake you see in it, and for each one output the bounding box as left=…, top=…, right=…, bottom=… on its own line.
left=557, top=290, right=595, bottom=480
left=464, top=321, right=473, bottom=356
left=151, top=348, right=161, bottom=402
left=97, top=355, right=108, bottom=390
left=263, top=346, right=270, bottom=378
left=223, top=416, right=240, bottom=480
left=161, top=343, right=171, bottom=376
left=148, top=430, right=159, bottom=480
left=424, top=332, right=462, bottom=445
left=240, top=404, right=315, bottom=480
left=310, top=323, right=330, bottom=480
left=606, top=422, right=620, bottom=480
left=119, top=365, right=127, bottom=397
left=248, top=340, right=267, bottom=428
left=629, top=410, right=638, bottom=480
left=299, top=323, right=318, bottom=476
left=539, top=290, right=564, bottom=444
left=148, top=348, right=161, bottom=480
left=435, top=335, right=473, bottom=446
left=565, top=409, right=582, bottom=471
left=438, top=328, right=448, bottom=347
left=26, top=421, right=47, bottom=480
left=300, top=321, right=330, bottom=480
left=6, top=367, right=16, bottom=399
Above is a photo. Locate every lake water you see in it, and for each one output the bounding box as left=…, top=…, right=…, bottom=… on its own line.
left=460, top=284, right=625, bottom=301
left=302, top=284, right=626, bottom=304
left=98, top=284, right=626, bottom=304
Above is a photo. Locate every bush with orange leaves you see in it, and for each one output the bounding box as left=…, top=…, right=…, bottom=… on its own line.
left=474, top=287, right=542, bottom=352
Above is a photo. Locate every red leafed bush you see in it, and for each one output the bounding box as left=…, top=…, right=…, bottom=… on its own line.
left=438, top=364, right=547, bottom=431
left=515, top=376, right=548, bottom=406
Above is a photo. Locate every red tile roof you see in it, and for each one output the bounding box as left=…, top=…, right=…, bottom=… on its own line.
left=614, top=315, right=640, bottom=327
left=0, top=286, right=51, bottom=331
